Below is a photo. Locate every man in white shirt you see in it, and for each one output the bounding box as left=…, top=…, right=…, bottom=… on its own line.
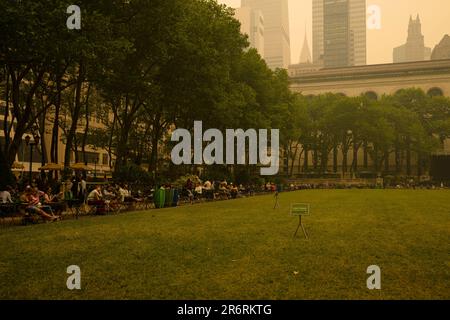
left=203, top=180, right=213, bottom=200
left=87, top=185, right=103, bottom=201
left=118, top=185, right=130, bottom=202
left=0, top=187, right=13, bottom=203
left=87, top=185, right=106, bottom=214
left=79, top=177, right=87, bottom=201
left=194, top=183, right=203, bottom=200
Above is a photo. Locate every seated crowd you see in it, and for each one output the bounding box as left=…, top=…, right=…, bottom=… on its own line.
left=5, top=173, right=442, bottom=225
left=181, top=178, right=278, bottom=204
left=0, top=178, right=140, bottom=222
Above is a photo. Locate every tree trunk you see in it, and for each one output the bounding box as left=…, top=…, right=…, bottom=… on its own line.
left=6, top=68, right=45, bottom=166
left=417, top=153, right=423, bottom=177
left=64, top=61, right=84, bottom=168
left=313, top=147, right=318, bottom=170
left=114, top=119, right=132, bottom=171
left=395, top=144, right=401, bottom=174
left=320, top=147, right=329, bottom=173
left=148, top=126, right=161, bottom=176
left=406, top=138, right=411, bottom=176
left=2, top=68, right=10, bottom=149
left=81, top=84, right=92, bottom=164
left=342, top=150, right=348, bottom=175
left=333, top=145, right=338, bottom=173
left=303, top=146, right=309, bottom=172
left=51, top=75, right=61, bottom=165
left=384, top=150, right=389, bottom=172
left=108, top=115, right=116, bottom=168
left=373, top=146, right=379, bottom=173
left=0, top=148, right=14, bottom=188
left=352, top=142, right=358, bottom=173
left=363, top=141, right=368, bottom=169
left=289, top=144, right=299, bottom=176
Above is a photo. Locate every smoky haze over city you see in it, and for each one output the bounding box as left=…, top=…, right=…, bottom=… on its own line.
left=1, top=0, right=450, bottom=304
left=220, top=0, right=450, bottom=65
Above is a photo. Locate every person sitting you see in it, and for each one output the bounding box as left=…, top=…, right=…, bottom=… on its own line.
left=43, top=187, right=58, bottom=203
left=185, top=179, right=193, bottom=192
left=118, top=185, right=126, bottom=202
left=119, top=184, right=134, bottom=203
left=238, top=184, right=246, bottom=195
left=63, top=179, right=74, bottom=200
left=182, top=187, right=194, bottom=204
left=43, top=187, right=65, bottom=215
left=219, top=182, right=230, bottom=199
left=103, top=186, right=117, bottom=200
left=230, top=183, right=239, bottom=199
left=87, top=185, right=106, bottom=214
left=79, top=176, right=87, bottom=202
left=194, top=183, right=203, bottom=201
left=21, top=186, right=59, bottom=222
left=31, top=187, right=55, bottom=214
left=204, top=180, right=212, bottom=190
left=0, top=186, right=13, bottom=204
left=203, top=180, right=214, bottom=200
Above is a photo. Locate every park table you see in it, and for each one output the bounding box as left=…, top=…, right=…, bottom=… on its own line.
left=0, top=203, right=21, bottom=216
left=46, top=201, right=67, bottom=215
left=64, top=199, right=84, bottom=219
left=0, top=202, right=45, bottom=224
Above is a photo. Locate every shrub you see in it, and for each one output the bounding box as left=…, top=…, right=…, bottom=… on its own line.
left=113, top=164, right=153, bottom=189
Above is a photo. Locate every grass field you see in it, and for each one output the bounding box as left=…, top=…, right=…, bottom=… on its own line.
left=0, top=189, right=449, bottom=300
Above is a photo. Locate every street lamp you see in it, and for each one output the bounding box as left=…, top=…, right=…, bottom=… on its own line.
left=94, top=158, right=98, bottom=179
left=25, top=134, right=40, bottom=184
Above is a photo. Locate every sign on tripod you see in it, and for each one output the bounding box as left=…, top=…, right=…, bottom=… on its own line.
left=291, top=203, right=310, bottom=239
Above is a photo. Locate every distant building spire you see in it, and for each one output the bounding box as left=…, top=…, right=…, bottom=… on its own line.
left=394, top=14, right=431, bottom=63
left=299, top=31, right=312, bottom=64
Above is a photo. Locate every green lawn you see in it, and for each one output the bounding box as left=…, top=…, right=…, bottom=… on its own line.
left=0, top=190, right=449, bottom=300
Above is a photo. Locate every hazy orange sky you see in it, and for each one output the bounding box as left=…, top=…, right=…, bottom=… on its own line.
left=219, top=0, right=450, bottom=65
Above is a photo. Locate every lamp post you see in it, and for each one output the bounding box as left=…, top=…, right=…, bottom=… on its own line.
left=25, top=134, right=40, bottom=184
left=94, top=158, right=98, bottom=179
left=347, top=130, right=355, bottom=179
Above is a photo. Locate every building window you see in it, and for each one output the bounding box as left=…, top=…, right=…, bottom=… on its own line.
left=427, top=87, right=444, bottom=97
left=102, top=154, right=109, bottom=165
left=364, top=91, right=378, bottom=100
left=17, top=139, right=42, bottom=163
left=74, top=151, right=99, bottom=164
left=0, top=104, right=7, bottom=115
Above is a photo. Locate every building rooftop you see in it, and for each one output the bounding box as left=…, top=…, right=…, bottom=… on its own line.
left=290, top=59, right=450, bottom=83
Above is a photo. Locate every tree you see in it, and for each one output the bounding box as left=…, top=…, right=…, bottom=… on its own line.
left=0, top=0, right=73, bottom=181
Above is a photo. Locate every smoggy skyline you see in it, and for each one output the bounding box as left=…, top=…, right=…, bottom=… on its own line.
left=219, top=0, right=450, bottom=65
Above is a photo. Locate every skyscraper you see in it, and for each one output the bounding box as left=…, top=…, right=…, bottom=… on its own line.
left=431, top=34, right=450, bottom=60
left=312, top=0, right=324, bottom=64
left=288, top=31, right=322, bottom=77
left=299, top=31, right=312, bottom=64
left=313, top=0, right=366, bottom=68
left=393, top=15, right=431, bottom=63
left=241, top=0, right=291, bottom=69
left=348, top=0, right=366, bottom=66
left=234, top=7, right=265, bottom=57
left=323, top=0, right=350, bottom=68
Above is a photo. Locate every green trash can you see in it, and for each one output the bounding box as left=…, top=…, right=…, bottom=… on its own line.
left=154, top=188, right=166, bottom=209
left=165, top=188, right=174, bottom=208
